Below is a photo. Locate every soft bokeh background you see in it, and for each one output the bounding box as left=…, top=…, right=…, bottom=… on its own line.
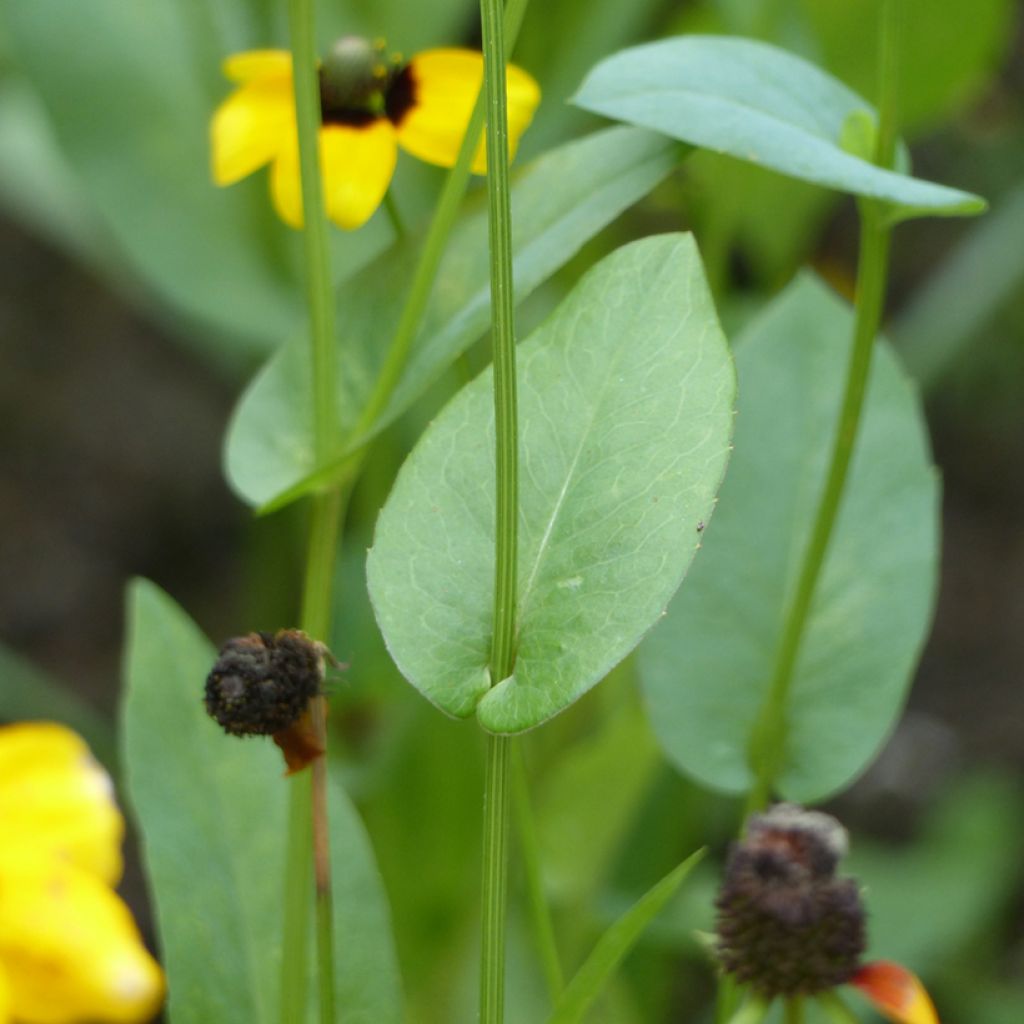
left=1, top=0, right=1022, bottom=1020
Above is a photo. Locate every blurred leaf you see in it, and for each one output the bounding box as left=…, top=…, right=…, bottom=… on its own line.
left=367, top=235, right=735, bottom=731
left=853, top=775, right=1023, bottom=969
left=538, top=708, right=660, bottom=902
left=0, top=76, right=105, bottom=265
left=896, top=184, right=1024, bottom=389
left=225, top=127, right=681, bottom=509
left=547, top=849, right=705, bottom=1024
left=802, top=0, right=1015, bottom=133
left=122, top=580, right=401, bottom=1023
left=573, top=36, right=984, bottom=219
left=640, top=275, right=939, bottom=802
left=513, top=0, right=665, bottom=154
left=0, top=644, right=116, bottom=771
left=3, top=0, right=301, bottom=355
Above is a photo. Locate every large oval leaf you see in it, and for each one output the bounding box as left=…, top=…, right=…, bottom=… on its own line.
left=572, top=36, right=984, bottom=219
left=639, top=275, right=939, bottom=802
left=367, top=234, right=735, bottom=732
left=122, top=580, right=402, bottom=1023
left=224, top=127, right=681, bottom=509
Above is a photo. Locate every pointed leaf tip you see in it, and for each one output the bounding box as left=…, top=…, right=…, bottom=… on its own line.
left=850, top=961, right=939, bottom=1024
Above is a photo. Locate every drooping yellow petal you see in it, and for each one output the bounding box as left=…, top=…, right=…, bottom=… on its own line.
left=0, top=858, right=164, bottom=1024
left=222, top=49, right=292, bottom=83
left=0, top=962, right=10, bottom=1024
left=0, top=722, right=123, bottom=883
left=271, top=121, right=397, bottom=230
left=850, top=961, right=940, bottom=1024
left=393, top=48, right=540, bottom=174
left=211, top=75, right=296, bottom=186
left=321, top=122, right=398, bottom=229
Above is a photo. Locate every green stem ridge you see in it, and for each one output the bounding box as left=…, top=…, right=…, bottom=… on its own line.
left=481, top=734, right=513, bottom=1023
left=817, top=992, right=862, bottom=1024
left=287, top=0, right=339, bottom=461
left=512, top=746, right=564, bottom=999
left=351, top=0, right=530, bottom=448
left=283, top=0, right=343, bottom=1020
left=724, top=995, right=772, bottom=1024
left=746, top=0, right=901, bottom=808
left=785, top=995, right=805, bottom=1024
left=478, top=0, right=521, bottom=1018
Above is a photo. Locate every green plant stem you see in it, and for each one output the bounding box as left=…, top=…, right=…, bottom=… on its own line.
left=279, top=777, right=312, bottom=1023
left=281, top=0, right=342, bottom=1021
left=383, top=190, right=406, bottom=239
left=745, top=0, right=901, bottom=810
left=817, top=992, right=862, bottom=1024
left=478, top=0, right=520, bottom=1016
left=512, top=746, right=564, bottom=1000
left=288, top=0, right=339, bottom=462
left=481, top=734, right=513, bottom=1023
left=785, top=996, right=805, bottom=1024
left=724, top=995, right=772, bottom=1024
left=350, top=0, right=530, bottom=447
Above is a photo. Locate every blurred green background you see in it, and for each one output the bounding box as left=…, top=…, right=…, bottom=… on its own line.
left=1, top=0, right=1022, bottom=1020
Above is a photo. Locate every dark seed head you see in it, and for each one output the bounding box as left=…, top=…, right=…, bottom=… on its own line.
left=319, top=35, right=400, bottom=125
left=715, top=803, right=866, bottom=997
left=204, top=630, right=322, bottom=737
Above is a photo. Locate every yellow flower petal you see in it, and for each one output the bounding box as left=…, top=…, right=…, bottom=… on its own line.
left=850, top=961, right=940, bottom=1024
left=394, top=48, right=540, bottom=174
left=222, top=49, right=292, bottom=84
left=0, top=858, right=164, bottom=1024
left=211, top=75, right=296, bottom=186
left=0, top=962, right=10, bottom=1024
left=0, top=722, right=123, bottom=884
left=271, top=121, right=397, bottom=230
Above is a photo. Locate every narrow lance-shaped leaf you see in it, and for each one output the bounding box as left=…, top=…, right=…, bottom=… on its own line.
left=572, top=36, right=985, bottom=220
left=547, top=850, right=705, bottom=1024
left=638, top=275, right=939, bottom=802
left=367, top=234, right=735, bottom=732
left=122, top=580, right=402, bottom=1023
left=224, top=127, right=682, bottom=510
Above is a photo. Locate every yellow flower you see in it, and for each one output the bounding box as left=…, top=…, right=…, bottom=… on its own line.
left=0, top=723, right=163, bottom=1024
left=211, top=37, right=541, bottom=229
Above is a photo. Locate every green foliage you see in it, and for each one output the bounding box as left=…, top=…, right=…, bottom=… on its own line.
left=547, top=850, right=704, bottom=1024
left=225, top=127, right=681, bottom=510
left=122, top=580, right=402, bottom=1023
left=640, top=276, right=939, bottom=802
left=368, top=234, right=734, bottom=731
left=2, top=0, right=302, bottom=356
left=0, top=644, right=116, bottom=771
left=573, top=36, right=984, bottom=219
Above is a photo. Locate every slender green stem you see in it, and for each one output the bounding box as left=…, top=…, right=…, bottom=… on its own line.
left=478, top=0, right=520, bottom=1017
left=350, top=0, right=530, bottom=446
left=745, top=0, right=902, bottom=809
left=279, top=777, right=312, bottom=1023
left=383, top=190, right=407, bottom=239
left=481, top=734, right=513, bottom=1023
left=785, top=995, right=805, bottom=1024
left=282, top=1, right=342, bottom=1020
left=724, top=994, right=772, bottom=1024
left=511, top=746, right=564, bottom=1000
left=287, top=0, right=339, bottom=462
left=817, top=992, right=862, bottom=1024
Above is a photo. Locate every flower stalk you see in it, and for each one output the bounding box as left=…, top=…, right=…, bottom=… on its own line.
left=281, top=0, right=342, bottom=1021
left=478, top=0, right=521, bottom=1016
left=746, top=0, right=902, bottom=809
